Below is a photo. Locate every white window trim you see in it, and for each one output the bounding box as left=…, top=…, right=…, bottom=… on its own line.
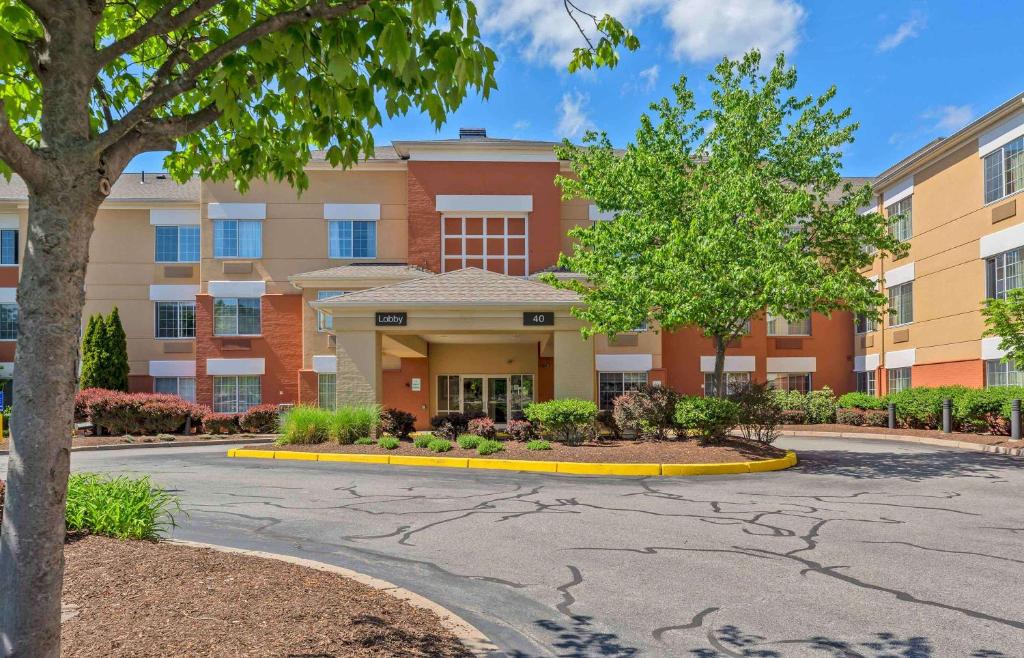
left=979, top=111, right=1024, bottom=157
left=440, top=213, right=529, bottom=275
left=149, top=360, right=196, bottom=377
left=982, top=336, right=1008, bottom=360
left=0, top=288, right=16, bottom=304
left=766, top=356, right=817, bottom=373
left=853, top=353, right=880, bottom=373
left=208, top=280, right=266, bottom=297
left=699, top=355, right=756, bottom=373
left=885, top=348, right=916, bottom=369
left=596, top=353, right=653, bottom=372
left=149, top=284, right=199, bottom=301
left=324, top=203, right=380, bottom=221
left=207, top=203, right=266, bottom=220
left=312, top=355, right=337, bottom=373
left=149, top=209, right=200, bottom=225
left=0, top=215, right=18, bottom=230
left=882, top=176, right=914, bottom=206
left=206, top=358, right=265, bottom=376
left=588, top=205, right=617, bottom=222
left=884, top=262, right=915, bottom=287
left=980, top=222, right=1024, bottom=259
left=435, top=195, right=533, bottom=213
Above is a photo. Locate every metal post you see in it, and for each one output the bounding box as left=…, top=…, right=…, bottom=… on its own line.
left=888, top=402, right=896, bottom=429
left=942, top=398, right=952, bottom=434
left=1012, top=399, right=1021, bottom=441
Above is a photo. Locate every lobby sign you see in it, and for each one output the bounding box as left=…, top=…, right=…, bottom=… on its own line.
left=375, top=311, right=407, bottom=327
left=523, top=311, right=554, bottom=326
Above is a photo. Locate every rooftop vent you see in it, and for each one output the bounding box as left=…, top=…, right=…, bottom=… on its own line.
left=459, top=127, right=487, bottom=139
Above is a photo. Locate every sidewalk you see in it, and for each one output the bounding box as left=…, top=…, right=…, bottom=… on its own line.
left=781, top=426, right=1024, bottom=457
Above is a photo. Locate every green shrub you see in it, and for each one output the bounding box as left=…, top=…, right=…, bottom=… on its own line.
left=772, top=389, right=807, bottom=412
left=805, top=386, right=838, bottom=424
left=456, top=434, right=481, bottom=450
left=780, top=409, right=807, bottom=424
left=674, top=396, right=739, bottom=444
left=277, top=406, right=332, bottom=444
left=354, top=437, right=375, bottom=445
left=476, top=439, right=504, bottom=455
left=889, top=386, right=969, bottom=429
left=65, top=473, right=181, bottom=540
left=612, top=384, right=680, bottom=440
left=836, top=408, right=865, bottom=426
left=955, top=386, right=1024, bottom=434
left=525, top=439, right=552, bottom=451
left=413, top=434, right=433, bottom=448
left=427, top=438, right=452, bottom=453
left=330, top=404, right=381, bottom=444
left=837, top=392, right=886, bottom=410
left=524, top=399, right=597, bottom=446
left=730, top=383, right=783, bottom=445
left=377, top=436, right=400, bottom=450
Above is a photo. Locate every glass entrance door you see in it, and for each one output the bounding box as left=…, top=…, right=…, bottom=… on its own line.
left=487, top=377, right=509, bottom=423
left=462, top=377, right=484, bottom=416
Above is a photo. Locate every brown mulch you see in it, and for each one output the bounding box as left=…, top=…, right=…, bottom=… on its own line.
left=0, top=433, right=271, bottom=451
left=785, top=424, right=1024, bottom=448
left=61, top=535, right=470, bottom=658
left=254, top=437, right=785, bottom=463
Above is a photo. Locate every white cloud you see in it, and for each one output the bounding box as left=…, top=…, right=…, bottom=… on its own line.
left=474, top=0, right=806, bottom=68
left=513, top=119, right=531, bottom=131
left=557, top=91, right=594, bottom=138
left=638, top=64, right=659, bottom=91
left=877, top=13, right=926, bottom=52
left=923, top=105, right=974, bottom=133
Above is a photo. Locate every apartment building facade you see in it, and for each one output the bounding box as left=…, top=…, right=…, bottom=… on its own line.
left=854, top=93, right=1024, bottom=396
left=1, top=128, right=868, bottom=428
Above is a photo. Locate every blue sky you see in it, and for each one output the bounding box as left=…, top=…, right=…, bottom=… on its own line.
left=128, top=1, right=1024, bottom=177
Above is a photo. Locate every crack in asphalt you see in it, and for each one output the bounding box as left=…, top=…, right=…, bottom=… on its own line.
left=860, top=540, right=1024, bottom=565
left=652, top=607, right=719, bottom=641
left=554, top=565, right=583, bottom=617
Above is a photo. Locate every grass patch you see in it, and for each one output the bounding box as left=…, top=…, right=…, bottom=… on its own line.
left=525, top=439, right=552, bottom=451
left=65, top=473, right=181, bottom=540
left=456, top=434, right=481, bottom=450
left=377, top=436, right=400, bottom=450
left=476, top=439, right=504, bottom=456
left=353, top=437, right=374, bottom=445
left=427, top=438, right=452, bottom=453
left=413, top=434, right=433, bottom=449
left=278, top=405, right=380, bottom=445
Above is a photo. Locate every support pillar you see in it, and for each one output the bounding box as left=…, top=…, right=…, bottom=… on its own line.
left=553, top=330, right=594, bottom=401
left=335, top=330, right=382, bottom=407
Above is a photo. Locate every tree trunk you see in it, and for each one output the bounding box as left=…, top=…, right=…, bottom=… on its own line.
left=0, top=178, right=100, bottom=657
left=712, top=335, right=728, bottom=399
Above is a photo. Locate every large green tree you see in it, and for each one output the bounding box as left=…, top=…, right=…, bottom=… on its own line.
left=0, top=2, right=636, bottom=654
left=550, top=51, right=906, bottom=397
left=982, top=289, right=1024, bottom=364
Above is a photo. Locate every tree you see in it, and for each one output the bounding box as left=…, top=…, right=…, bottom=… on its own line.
left=0, top=2, right=637, bottom=654
left=78, top=313, right=105, bottom=389
left=103, top=306, right=130, bottom=391
left=982, top=289, right=1024, bottom=364
left=549, top=51, right=906, bottom=397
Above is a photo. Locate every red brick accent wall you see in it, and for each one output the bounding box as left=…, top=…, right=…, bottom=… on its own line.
left=128, top=374, right=153, bottom=393
left=382, top=357, right=431, bottom=429
left=298, top=370, right=319, bottom=405
left=537, top=356, right=554, bottom=402
left=406, top=161, right=562, bottom=274
left=0, top=268, right=18, bottom=287
left=911, top=360, right=985, bottom=388
left=194, top=293, right=303, bottom=408
left=0, top=342, right=14, bottom=362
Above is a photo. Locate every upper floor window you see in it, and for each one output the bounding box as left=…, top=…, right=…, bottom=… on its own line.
left=886, top=196, right=912, bottom=242
left=155, top=225, right=199, bottom=263
left=0, top=229, right=18, bottom=265
left=0, top=303, right=17, bottom=340
left=984, top=136, right=1024, bottom=204
left=213, top=219, right=261, bottom=259
left=316, top=290, right=344, bottom=331
left=213, top=297, right=261, bottom=336
left=888, top=281, right=913, bottom=326
left=328, top=220, right=376, bottom=259
left=767, top=313, right=811, bottom=336
left=854, top=313, right=877, bottom=334
left=155, top=301, right=196, bottom=339
left=986, top=247, right=1023, bottom=300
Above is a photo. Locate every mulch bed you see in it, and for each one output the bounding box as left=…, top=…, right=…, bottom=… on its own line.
left=251, top=437, right=785, bottom=463
left=784, top=424, right=1024, bottom=448
left=0, top=433, right=271, bottom=451
left=62, top=535, right=470, bottom=658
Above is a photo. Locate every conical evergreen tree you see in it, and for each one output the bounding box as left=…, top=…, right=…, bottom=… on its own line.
left=78, top=314, right=104, bottom=389
left=103, top=307, right=130, bottom=392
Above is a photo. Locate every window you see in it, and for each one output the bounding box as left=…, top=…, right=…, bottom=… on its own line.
left=984, top=135, right=1024, bottom=204
left=0, top=304, right=18, bottom=340
left=316, top=290, right=344, bottom=331
left=437, top=375, right=461, bottom=414
left=887, top=367, right=911, bottom=393
left=318, top=373, right=337, bottom=409
left=886, top=196, right=912, bottom=242
left=703, top=372, right=751, bottom=397
left=213, top=298, right=260, bottom=336
left=155, top=301, right=196, bottom=338
left=212, top=375, right=260, bottom=412
left=510, top=374, right=534, bottom=414
left=985, top=358, right=1024, bottom=387
left=856, top=371, right=876, bottom=396
left=154, top=376, right=196, bottom=402
left=598, top=371, right=646, bottom=410
left=768, top=373, right=811, bottom=393
left=441, top=215, right=528, bottom=276
left=986, top=247, right=1024, bottom=300
left=888, top=282, right=913, bottom=325
left=767, top=313, right=811, bottom=336
left=213, top=219, right=262, bottom=258
left=154, top=225, right=199, bottom=263
left=855, top=313, right=877, bottom=334
left=328, top=220, right=376, bottom=259
left=0, top=229, right=17, bottom=265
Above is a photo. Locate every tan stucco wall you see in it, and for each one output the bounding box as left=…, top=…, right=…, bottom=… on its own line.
left=429, top=343, right=538, bottom=377
left=594, top=329, right=663, bottom=369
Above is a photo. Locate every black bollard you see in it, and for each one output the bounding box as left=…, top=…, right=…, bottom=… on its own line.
left=942, top=398, right=952, bottom=434
left=888, top=402, right=896, bottom=429
left=1013, top=399, right=1021, bottom=441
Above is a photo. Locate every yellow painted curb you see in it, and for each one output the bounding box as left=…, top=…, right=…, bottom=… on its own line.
left=317, top=453, right=390, bottom=464
left=467, top=457, right=559, bottom=473
left=556, top=462, right=662, bottom=476
left=227, top=448, right=798, bottom=477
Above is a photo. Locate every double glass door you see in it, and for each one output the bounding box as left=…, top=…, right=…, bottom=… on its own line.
left=437, top=374, right=534, bottom=424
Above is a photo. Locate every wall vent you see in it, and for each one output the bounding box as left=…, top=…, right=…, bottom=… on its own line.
left=459, top=127, right=487, bottom=139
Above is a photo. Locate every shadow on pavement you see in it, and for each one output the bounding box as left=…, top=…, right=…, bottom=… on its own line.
left=792, top=448, right=1019, bottom=481
left=507, top=615, right=640, bottom=657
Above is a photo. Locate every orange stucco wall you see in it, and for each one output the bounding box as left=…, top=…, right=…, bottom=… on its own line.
left=406, top=160, right=563, bottom=274
left=382, top=357, right=431, bottom=429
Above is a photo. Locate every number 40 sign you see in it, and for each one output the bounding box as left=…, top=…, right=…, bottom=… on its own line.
left=523, top=311, right=554, bottom=326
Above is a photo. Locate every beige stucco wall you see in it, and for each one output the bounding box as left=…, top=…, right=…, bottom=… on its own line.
left=429, top=343, right=538, bottom=377
left=594, top=329, right=663, bottom=369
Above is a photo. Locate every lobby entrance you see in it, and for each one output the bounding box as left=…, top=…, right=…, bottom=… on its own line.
left=436, top=374, right=535, bottom=423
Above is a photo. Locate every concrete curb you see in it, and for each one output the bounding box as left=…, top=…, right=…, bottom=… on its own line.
left=0, top=436, right=276, bottom=456
left=167, top=539, right=500, bottom=657
left=227, top=448, right=799, bottom=476
left=780, top=429, right=1024, bottom=457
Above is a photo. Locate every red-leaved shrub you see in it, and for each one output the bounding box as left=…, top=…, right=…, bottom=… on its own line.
left=239, top=404, right=280, bottom=433
left=85, top=390, right=204, bottom=435
left=506, top=418, right=537, bottom=442
left=467, top=416, right=497, bottom=439
left=75, top=388, right=112, bottom=422
left=203, top=413, right=241, bottom=435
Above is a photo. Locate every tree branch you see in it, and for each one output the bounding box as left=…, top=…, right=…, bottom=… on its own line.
left=0, top=101, right=45, bottom=186
left=20, top=0, right=58, bottom=24
left=93, top=0, right=372, bottom=153
left=97, top=0, right=223, bottom=66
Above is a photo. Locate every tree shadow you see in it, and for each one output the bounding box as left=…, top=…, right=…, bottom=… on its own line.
left=792, top=448, right=1019, bottom=482
left=507, top=615, right=641, bottom=658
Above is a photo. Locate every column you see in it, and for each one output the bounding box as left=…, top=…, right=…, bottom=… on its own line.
left=553, top=330, right=594, bottom=401
left=335, top=330, right=382, bottom=406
